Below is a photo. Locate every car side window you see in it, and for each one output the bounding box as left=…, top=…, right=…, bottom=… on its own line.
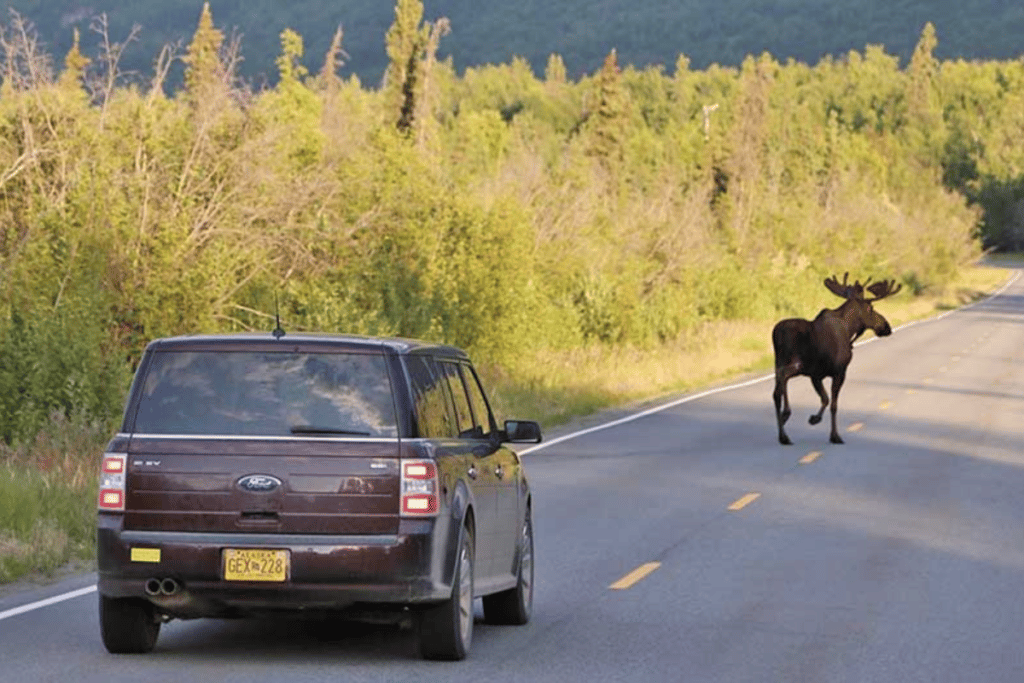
left=406, top=355, right=456, bottom=438
left=436, top=360, right=482, bottom=439
left=460, top=364, right=495, bottom=439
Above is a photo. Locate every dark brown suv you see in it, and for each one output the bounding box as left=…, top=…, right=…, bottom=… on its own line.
left=96, top=333, right=541, bottom=660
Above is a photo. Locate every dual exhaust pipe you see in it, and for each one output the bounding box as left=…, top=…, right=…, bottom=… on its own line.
left=145, top=577, right=181, bottom=596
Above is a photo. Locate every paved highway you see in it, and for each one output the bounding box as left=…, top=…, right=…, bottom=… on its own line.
left=2, top=269, right=1023, bottom=682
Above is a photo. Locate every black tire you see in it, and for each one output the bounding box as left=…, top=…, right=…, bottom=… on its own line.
left=418, top=525, right=474, bottom=661
left=482, top=510, right=533, bottom=625
left=99, top=595, right=161, bottom=654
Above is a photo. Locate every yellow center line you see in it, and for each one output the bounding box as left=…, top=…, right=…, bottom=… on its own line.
left=799, top=451, right=822, bottom=465
left=610, top=562, right=661, bottom=590
left=727, top=492, right=761, bottom=511
left=906, top=388, right=917, bottom=395
left=848, top=422, right=864, bottom=432
left=922, top=377, right=934, bottom=384
left=879, top=401, right=892, bottom=410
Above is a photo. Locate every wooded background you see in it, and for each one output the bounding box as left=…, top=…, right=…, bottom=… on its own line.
left=6, top=0, right=1024, bottom=88
left=1, top=1, right=1021, bottom=446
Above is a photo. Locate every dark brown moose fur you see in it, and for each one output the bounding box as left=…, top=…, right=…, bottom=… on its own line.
left=772, top=273, right=901, bottom=445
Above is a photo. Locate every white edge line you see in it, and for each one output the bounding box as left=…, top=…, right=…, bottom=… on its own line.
left=520, top=268, right=1022, bottom=455
left=519, top=373, right=773, bottom=454
left=0, top=584, right=96, bottom=622
left=8, top=271, right=1020, bottom=619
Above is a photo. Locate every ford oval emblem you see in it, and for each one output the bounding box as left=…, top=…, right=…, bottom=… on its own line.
left=237, top=474, right=282, bottom=493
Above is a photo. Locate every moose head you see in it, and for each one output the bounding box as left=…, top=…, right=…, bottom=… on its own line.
left=772, top=273, right=902, bottom=445
left=823, top=272, right=903, bottom=344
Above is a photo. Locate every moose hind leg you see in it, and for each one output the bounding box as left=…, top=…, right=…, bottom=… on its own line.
left=809, top=376, right=828, bottom=426
left=773, top=374, right=793, bottom=445
left=829, top=372, right=846, bottom=444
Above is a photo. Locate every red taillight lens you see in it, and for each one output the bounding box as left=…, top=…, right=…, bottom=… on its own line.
left=401, top=459, right=439, bottom=517
left=403, top=461, right=437, bottom=480
left=102, top=456, right=124, bottom=473
left=98, top=454, right=127, bottom=511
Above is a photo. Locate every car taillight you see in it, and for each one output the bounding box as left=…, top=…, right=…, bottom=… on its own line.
left=401, top=459, right=439, bottom=517
left=98, top=453, right=127, bottom=511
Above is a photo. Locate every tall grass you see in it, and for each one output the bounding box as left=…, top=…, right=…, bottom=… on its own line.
left=0, top=413, right=109, bottom=583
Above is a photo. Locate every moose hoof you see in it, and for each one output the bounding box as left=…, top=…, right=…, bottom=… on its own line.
left=779, top=434, right=793, bottom=446
left=830, top=434, right=844, bottom=444
left=808, top=415, right=822, bottom=425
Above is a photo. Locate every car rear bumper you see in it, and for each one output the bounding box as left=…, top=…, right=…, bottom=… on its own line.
left=96, top=515, right=453, bottom=618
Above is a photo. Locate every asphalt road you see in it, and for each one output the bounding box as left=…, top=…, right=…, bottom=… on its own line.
left=2, top=269, right=1023, bottom=682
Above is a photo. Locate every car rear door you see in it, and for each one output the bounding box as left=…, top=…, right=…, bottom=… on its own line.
left=404, top=355, right=493, bottom=576
left=460, top=363, right=522, bottom=580
left=433, top=359, right=512, bottom=584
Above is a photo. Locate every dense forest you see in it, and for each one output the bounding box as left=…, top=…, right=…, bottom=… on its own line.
left=5, top=0, right=1024, bottom=86
left=0, top=0, right=1022, bottom=447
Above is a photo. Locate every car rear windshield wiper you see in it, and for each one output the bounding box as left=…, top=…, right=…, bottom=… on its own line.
left=289, top=425, right=372, bottom=436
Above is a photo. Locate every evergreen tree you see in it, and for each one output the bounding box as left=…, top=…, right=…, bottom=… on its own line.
left=585, top=49, right=629, bottom=163
left=384, top=0, right=426, bottom=134
left=906, top=22, right=945, bottom=165
left=316, top=25, right=346, bottom=92
left=182, top=2, right=225, bottom=106
left=57, top=28, right=89, bottom=96
left=545, top=54, right=567, bottom=85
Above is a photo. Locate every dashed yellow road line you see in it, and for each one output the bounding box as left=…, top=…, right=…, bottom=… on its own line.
left=848, top=422, right=864, bottom=432
left=879, top=401, right=892, bottom=410
left=610, top=562, right=661, bottom=589
left=799, top=451, right=822, bottom=465
left=922, top=377, right=934, bottom=384
left=728, top=492, right=761, bottom=511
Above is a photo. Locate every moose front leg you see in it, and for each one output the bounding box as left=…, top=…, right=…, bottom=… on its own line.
left=829, top=372, right=846, bottom=444
left=808, top=376, right=828, bottom=426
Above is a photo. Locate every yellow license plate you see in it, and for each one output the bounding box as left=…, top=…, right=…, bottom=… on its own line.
left=222, top=548, right=289, bottom=582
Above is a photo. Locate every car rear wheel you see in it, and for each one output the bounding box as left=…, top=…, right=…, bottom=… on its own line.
left=418, top=525, right=474, bottom=660
left=483, top=509, right=533, bottom=625
left=99, top=595, right=161, bottom=654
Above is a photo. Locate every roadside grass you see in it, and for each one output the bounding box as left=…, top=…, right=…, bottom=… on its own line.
left=0, top=414, right=108, bottom=583
left=0, top=261, right=1014, bottom=586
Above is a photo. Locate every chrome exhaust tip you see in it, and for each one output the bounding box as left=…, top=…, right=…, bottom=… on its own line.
left=160, top=578, right=180, bottom=596
left=144, top=578, right=162, bottom=596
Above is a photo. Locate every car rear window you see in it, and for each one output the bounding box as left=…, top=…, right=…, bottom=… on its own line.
left=131, top=351, right=398, bottom=437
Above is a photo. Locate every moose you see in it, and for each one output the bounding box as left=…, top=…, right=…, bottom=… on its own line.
left=772, top=273, right=902, bottom=445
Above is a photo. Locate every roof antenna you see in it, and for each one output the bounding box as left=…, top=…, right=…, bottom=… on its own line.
left=272, top=294, right=286, bottom=339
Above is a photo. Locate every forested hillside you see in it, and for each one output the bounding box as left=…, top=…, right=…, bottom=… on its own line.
left=4, top=0, right=1024, bottom=86
left=0, top=0, right=1022, bottom=448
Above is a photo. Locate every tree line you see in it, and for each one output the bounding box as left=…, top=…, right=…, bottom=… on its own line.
left=0, top=1, right=1021, bottom=446
left=7, top=0, right=1024, bottom=89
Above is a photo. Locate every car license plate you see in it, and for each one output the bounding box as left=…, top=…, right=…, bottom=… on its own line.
left=222, top=548, right=289, bottom=582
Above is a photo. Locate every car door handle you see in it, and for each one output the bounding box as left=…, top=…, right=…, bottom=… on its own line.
left=467, top=464, right=477, bottom=480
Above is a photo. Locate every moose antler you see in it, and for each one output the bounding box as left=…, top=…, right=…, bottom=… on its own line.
left=824, top=272, right=865, bottom=299
left=865, top=279, right=902, bottom=302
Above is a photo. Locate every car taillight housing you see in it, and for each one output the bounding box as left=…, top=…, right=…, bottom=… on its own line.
left=98, top=453, right=127, bottom=511
left=401, top=459, right=439, bottom=517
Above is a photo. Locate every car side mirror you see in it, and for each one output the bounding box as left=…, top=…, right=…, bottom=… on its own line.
left=503, top=419, right=542, bottom=444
